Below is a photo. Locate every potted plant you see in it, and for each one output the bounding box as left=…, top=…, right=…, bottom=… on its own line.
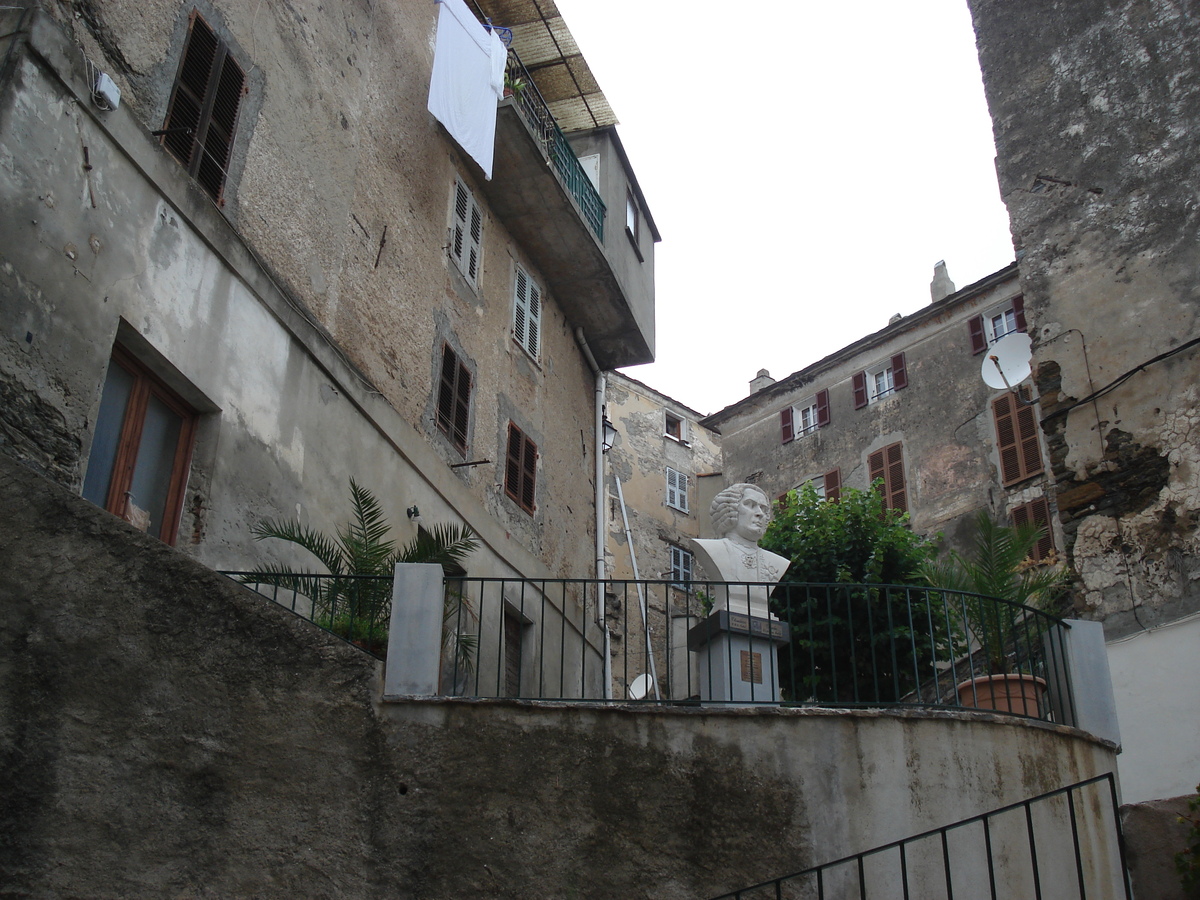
left=919, top=511, right=1070, bottom=716
left=503, top=73, right=525, bottom=99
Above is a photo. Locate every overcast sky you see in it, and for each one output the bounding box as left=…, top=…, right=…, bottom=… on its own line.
left=553, top=0, right=1016, bottom=416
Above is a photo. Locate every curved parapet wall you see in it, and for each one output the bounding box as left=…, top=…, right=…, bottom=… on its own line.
left=0, top=453, right=1120, bottom=898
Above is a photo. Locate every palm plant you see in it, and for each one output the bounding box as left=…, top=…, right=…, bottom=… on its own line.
left=918, top=511, right=1069, bottom=673
left=242, top=479, right=479, bottom=669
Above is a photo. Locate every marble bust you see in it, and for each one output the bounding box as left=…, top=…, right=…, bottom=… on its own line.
left=691, top=483, right=790, bottom=619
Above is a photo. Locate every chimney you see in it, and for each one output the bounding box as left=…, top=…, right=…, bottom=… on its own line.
left=930, top=260, right=956, bottom=303
left=749, top=369, right=775, bottom=394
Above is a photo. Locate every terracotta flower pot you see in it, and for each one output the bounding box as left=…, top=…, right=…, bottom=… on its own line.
left=957, top=673, right=1047, bottom=717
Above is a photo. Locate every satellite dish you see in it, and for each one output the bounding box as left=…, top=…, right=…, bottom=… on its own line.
left=982, top=332, right=1032, bottom=390
left=628, top=674, right=654, bottom=700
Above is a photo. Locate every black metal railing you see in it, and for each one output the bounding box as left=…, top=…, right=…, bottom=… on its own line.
left=224, top=572, right=391, bottom=659
left=224, top=571, right=1076, bottom=722
left=708, top=772, right=1132, bottom=899
left=503, top=51, right=606, bottom=240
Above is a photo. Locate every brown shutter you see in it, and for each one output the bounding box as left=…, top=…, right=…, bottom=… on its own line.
left=869, top=448, right=885, bottom=488
left=853, top=372, right=868, bottom=409
left=969, top=315, right=987, bottom=354
left=520, top=434, right=537, bottom=512
left=885, top=442, right=907, bottom=512
left=1012, top=497, right=1055, bottom=562
left=824, top=467, right=841, bottom=503
left=436, top=345, right=471, bottom=454
left=1013, top=296, right=1027, bottom=333
left=993, top=393, right=1043, bottom=485
left=780, top=407, right=794, bottom=444
left=891, top=353, right=908, bottom=391
left=1016, top=401, right=1043, bottom=480
left=816, top=389, right=830, bottom=427
left=505, top=424, right=523, bottom=503
left=453, top=362, right=471, bottom=450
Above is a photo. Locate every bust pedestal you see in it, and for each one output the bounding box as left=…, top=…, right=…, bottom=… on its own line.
left=687, top=609, right=789, bottom=703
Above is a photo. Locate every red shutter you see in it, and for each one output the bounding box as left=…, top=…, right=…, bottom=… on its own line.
left=891, top=353, right=908, bottom=391
left=815, top=389, right=830, bottom=427
left=853, top=372, right=868, bottom=409
left=1013, top=296, right=1027, bottom=333
left=780, top=407, right=794, bottom=444
left=969, top=315, right=987, bottom=354
left=824, top=468, right=841, bottom=503
left=885, top=442, right=907, bottom=512
left=520, top=435, right=537, bottom=511
left=868, top=448, right=885, bottom=489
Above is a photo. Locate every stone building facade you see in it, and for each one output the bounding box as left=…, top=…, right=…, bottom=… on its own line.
left=703, top=262, right=1058, bottom=561
left=0, top=1, right=656, bottom=591
left=967, top=0, right=1200, bottom=807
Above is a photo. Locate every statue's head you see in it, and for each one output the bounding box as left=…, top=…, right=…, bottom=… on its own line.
left=710, top=483, right=772, bottom=543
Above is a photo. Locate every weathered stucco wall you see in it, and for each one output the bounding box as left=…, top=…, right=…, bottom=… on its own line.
left=1, top=454, right=1123, bottom=898
left=0, top=8, right=598, bottom=579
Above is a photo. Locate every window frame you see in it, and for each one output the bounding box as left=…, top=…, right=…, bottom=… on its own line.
left=969, top=296, right=1027, bottom=354
left=665, top=466, right=689, bottom=513
left=81, top=345, right=198, bottom=545
left=664, top=411, right=688, bottom=444
left=161, top=9, right=246, bottom=205
left=781, top=389, right=830, bottom=443
left=854, top=354, right=907, bottom=408
left=512, top=264, right=542, bottom=361
left=450, top=178, right=483, bottom=286
left=504, top=422, right=538, bottom=514
left=435, top=343, right=472, bottom=455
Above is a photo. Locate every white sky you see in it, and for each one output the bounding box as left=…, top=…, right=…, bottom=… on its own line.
left=553, top=0, right=1016, bottom=416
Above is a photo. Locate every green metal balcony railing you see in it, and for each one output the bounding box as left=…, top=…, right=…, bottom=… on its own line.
left=504, top=52, right=606, bottom=241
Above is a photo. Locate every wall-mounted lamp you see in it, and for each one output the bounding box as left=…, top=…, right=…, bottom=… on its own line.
left=406, top=505, right=420, bottom=519
left=602, top=415, right=618, bottom=453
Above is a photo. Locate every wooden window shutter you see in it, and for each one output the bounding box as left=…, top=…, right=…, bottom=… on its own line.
left=451, top=181, right=482, bottom=284
left=969, top=315, right=987, bottom=354
left=513, top=267, right=541, bottom=358
left=815, top=389, right=830, bottom=427
left=780, top=407, right=794, bottom=443
left=993, top=393, right=1044, bottom=485
left=891, top=353, right=908, bottom=391
left=869, top=443, right=906, bottom=512
left=853, top=371, right=868, bottom=409
left=824, top=467, right=841, bottom=503
left=505, top=423, right=537, bottom=513
left=666, top=468, right=689, bottom=512
left=162, top=12, right=244, bottom=204
left=1013, top=296, right=1027, bottom=332
left=1012, top=496, right=1054, bottom=562
left=436, top=345, right=471, bottom=454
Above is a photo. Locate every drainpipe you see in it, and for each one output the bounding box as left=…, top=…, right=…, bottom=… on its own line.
left=574, top=327, right=612, bottom=700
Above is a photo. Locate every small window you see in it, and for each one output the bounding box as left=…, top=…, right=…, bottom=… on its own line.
left=669, top=545, right=694, bottom=590
left=664, top=412, right=687, bottom=443
left=450, top=179, right=483, bottom=286
left=626, top=190, right=639, bottom=240
left=993, top=391, right=1043, bottom=485
left=1011, top=496, right=1055, bottom=563
left=799, top=468, right=841, bottom=503
left=161, top=10, right=246, bottom=204
left=504, top=422, right=537, bottom=513
left=666, top=467, right=689, bottom=513
left=854, top=355, right=907, bottom=408
left=81, top=346, right=198, bottom=545
left=512, top=265, right=542, bottom=359
left=435, top=344, right=471, bottom=455
left=781, top=389, right=830, bottom=443
left=867, top=442, right=907, bottom=513
left=969, top=297, right=1027, bottom=354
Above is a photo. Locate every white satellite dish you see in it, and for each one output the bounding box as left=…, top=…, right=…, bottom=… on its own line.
left=628, top=673, right=654, bottom=700
left=982, top=332, right=1033, bottom=390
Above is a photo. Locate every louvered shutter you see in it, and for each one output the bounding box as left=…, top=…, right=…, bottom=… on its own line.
left=1012, top=496, right=1054, bottom=562
left=853, top=372, right=868, bottom=409
left=1013, top=296, right=1027, bottom=332
left=780, top=408, right=794, bottom=443
left=891, top=353, right=908, bottom=391
left=666, top=468, right=689, bottom=512
left=513, top=267, right=541, bottom=358
left=869, top=448, right=885, bottom=488
left=505, top=424, right=523, bottom=503
left=993, top=393, right=1043, bottom=485
left=885, top=442, right=907, bottom=512
left=520, top=434, right=537, bottom=511
left=451, top=182, right=482, bottom=285
left=467, top=201, right=482, bottom=282
left=526, top=280, right=540, bottom=357
left=824, top=468, right=841, bottom=503
left=816, top=389, right=830, bottom=427
left=969, top=315, right=987, bottom=354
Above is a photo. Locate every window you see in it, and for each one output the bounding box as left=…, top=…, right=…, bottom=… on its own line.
left=512, top=266, right=542, bottom=359
left=626, top=190, right=639, bottom=240
left=868, top=442, right=907, bottom=513
left=854, top=355, right=907, bottom=408
left=664, top=412, right=687, bottom=443
left=1011, top=496, right=1055, bottom=563
left=504, top=423, right=537, bottom=513
left=450, top=179, right=483, bottom=286
left=503, top=609, right=524, bottom=697
left=969, top=297, right=1027, bottom=354
left=808, top=468, right=842, bottom=502
left=161, top=10, right=245, bottom=204
left=993, top=391, right=1043, bottom=485
left=81, top=346, right=198, bottom=545
left=435, top=344, right=471, bottom=455
left=666, top=467, right=689, bottom=513
left=669, top=545, right=694, bottom=590
left=781, top=389, right=830, bottom=443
